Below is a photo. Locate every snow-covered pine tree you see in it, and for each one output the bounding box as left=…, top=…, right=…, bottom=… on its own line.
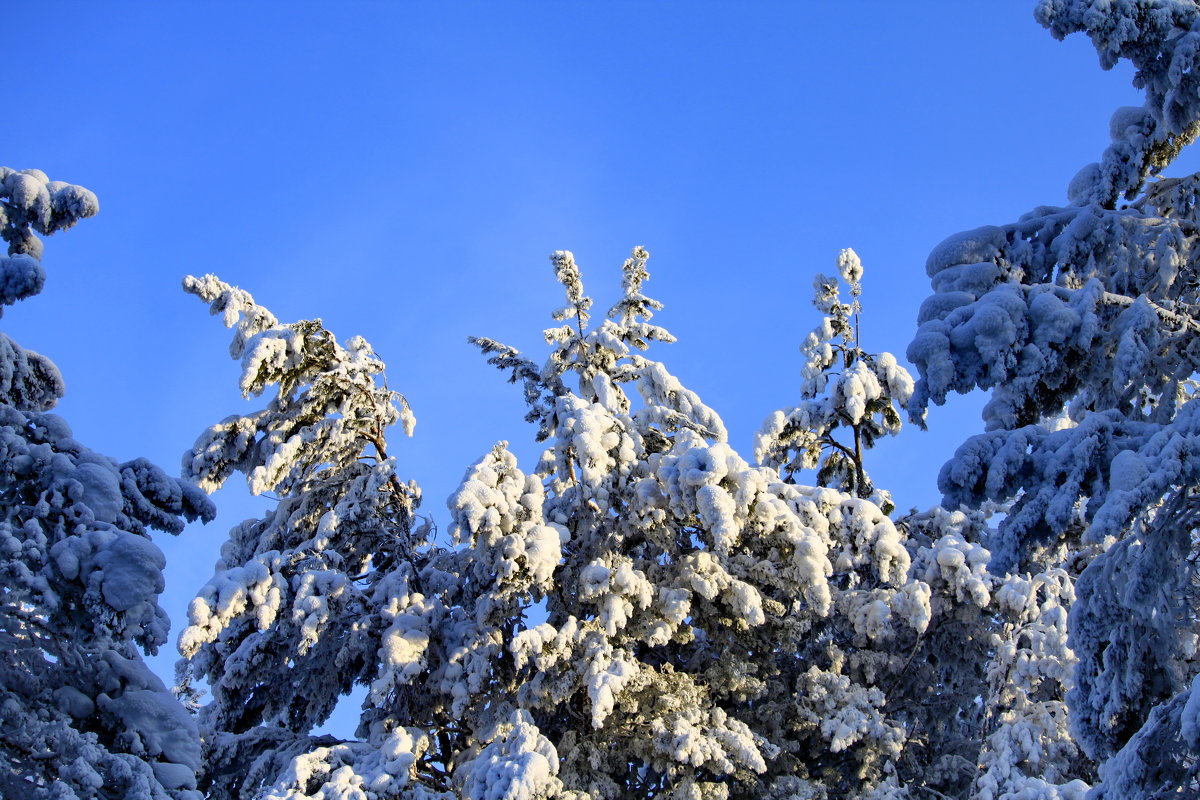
left=757, top=251, right=1087, bottom=799
left=906, top=1, right=1200, bottom=795
left=173, top=276, right=446, bottom=799
left=176, top=273, right=581, bottom=800
left=0, top=168, right=215, bottom=799
left=182, top=232, right=1104, bottom=800
left=756, top=248, right=914, bottom=512
left=457, top=247, right=953, bottom=799
left=188, top=243, right=1102, bottom=800
left=182, top=248, right=963, bottom=799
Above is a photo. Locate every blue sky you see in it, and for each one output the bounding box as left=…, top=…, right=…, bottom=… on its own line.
left=3, top=3, right=1163, bottom=696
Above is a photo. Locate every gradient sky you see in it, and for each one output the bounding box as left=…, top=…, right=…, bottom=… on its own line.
left=3, top=2, right=1177, bottom=715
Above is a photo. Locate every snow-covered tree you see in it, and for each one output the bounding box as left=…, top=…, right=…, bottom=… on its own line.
left=757, top=252, right=1088, bottom=799
left=181, top=249, right=963, bottom=799
left=176, top=6, right=1200, bottom=796
left=173, top=275, right=444, bottom=799
left=0, top=168, right=214, bottom=799
left=458, top=248, right=956, bottom=799
left=756, top=249, right=914, bottom=512
left=907, top=1, right=1200, bottom=795
left=181, top=239, right=1118, bottom=799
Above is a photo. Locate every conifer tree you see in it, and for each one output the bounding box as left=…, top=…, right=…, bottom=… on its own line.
left=907, top=1, right=1200, bottom=795
left=756, top=248, right=914, bottom=512
left=0, top=168, right=214, bottom=799
left=182, top=240, right=1114, bottom=799
left=174, top=275, right=434, bottom=799
left=180, top=250, right=940, bottom=799
left=759, top=253, right=1087, bottom=799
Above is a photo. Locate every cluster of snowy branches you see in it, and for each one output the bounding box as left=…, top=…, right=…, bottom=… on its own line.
left=4, top=1, right=1200, bottom=798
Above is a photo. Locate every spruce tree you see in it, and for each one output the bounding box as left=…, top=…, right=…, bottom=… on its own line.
left=0, top=168, right=214, bottom=799
left=907, top=2, right=1200, bottom=795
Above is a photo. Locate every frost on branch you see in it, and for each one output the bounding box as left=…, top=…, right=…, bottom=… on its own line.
left=424, top=441, right=564, bottom=725
left=454, top=710, right=562, bottom=800
left=908, top=3, right=1200, bottom=570
left=1087, top=672, right=1200, bottom=799
left=461, top=246, right=1097, bottom=798
left=181, top=273, right=415, bottom=496
left=178, top=235, right=1100, bottom=798
left=0, top=170, right=213, bottom=800
left=1066, top=493, right=1199, bottom=768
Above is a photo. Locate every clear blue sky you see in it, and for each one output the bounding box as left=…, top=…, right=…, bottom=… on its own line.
left=3, top=3, right=1165, bottom=695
